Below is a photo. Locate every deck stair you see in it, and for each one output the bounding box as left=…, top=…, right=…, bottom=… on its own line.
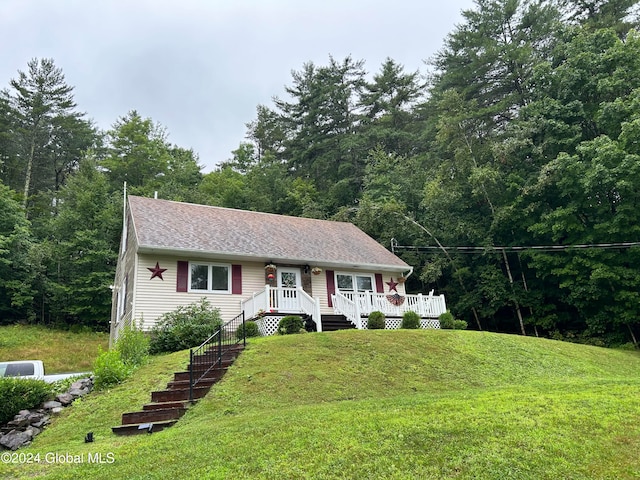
left=321, top=314, right=356, bottom=332
left=112, top=343, right=244, bottom=436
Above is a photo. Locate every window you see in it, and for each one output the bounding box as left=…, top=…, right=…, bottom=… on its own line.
left=189, top=263, right=230, bottom=293
left=116, top=278, right=127, bottom=319
left=336, top=273, right=374, bottom=292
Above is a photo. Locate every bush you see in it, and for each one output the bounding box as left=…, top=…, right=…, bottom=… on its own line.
left=367, top=311, right=386, bottom=330
left=93, top=348, right=131, bottom=390
left=439, top=311, right=455, bottom=329
left=236, top=321, right=260, bottom=340
left=278, top=315, right=304, bottom=335
left=401, top=311, right=421, bottom=329
left=149, top=299, right=223, bottom=354
left=0, top=378, right=53, bottom=424
left=453, top=319, right=468, bottom=330
left=116, top=324, right=150, bottom=367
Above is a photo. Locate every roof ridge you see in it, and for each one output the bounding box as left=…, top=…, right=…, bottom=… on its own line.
left=129, top=195, right=355, bottom=226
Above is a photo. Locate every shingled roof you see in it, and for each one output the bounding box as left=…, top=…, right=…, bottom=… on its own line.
left=128, top=195, right=409, bottom=271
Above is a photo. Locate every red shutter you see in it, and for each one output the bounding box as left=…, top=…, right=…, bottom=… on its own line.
left=326, top=270, right=335, bottom=307
left=232, top=264, right=242, bottom=294
left=375, top=274, right=384, bottom=293
left=177, top=261, right=189, bottom=292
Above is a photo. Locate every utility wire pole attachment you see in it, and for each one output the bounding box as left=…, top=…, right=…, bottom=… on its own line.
left=393, top=212, right=482, bottom=331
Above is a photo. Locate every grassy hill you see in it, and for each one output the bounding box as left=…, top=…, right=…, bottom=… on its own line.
left=0, top=325, right=108, bottom=372
left=1, top=329, right=639, bottom=479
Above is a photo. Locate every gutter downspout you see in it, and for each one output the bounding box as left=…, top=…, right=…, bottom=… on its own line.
left=402, top=266, right=414, bottom=280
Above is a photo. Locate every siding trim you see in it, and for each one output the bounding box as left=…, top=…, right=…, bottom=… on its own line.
left=177, top=261, right=189, bottom=292
left=232, top=264, right=242, bottom=294
left=375, top=273, right=384, bottom=293
left=326, top=270, right=335, bottom=307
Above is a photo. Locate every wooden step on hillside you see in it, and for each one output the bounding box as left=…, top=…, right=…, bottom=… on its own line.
left=112, top=344, right=244, bottom=436
left=321, top=315, right=356, bottom=331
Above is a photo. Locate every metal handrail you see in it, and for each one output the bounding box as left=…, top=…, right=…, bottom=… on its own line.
left=189, top=312, right=245, bottom=402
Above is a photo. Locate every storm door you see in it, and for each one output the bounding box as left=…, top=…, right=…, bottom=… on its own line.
left=277, top=267, right=301, bottom=312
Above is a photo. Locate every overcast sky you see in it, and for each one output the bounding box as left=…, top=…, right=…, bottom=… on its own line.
left=1, top=0, right=475, bottom=172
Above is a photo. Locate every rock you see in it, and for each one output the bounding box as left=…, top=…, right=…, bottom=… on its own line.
left=7, top=415, right=30, bottom=428
left=42, top=400, right=62, bottom=410
left=56, top=393, right=74, bottom=405
left=27, top=413, right=44, bottom=425
left=0, top=374, right=94, bottom=451
left=0, top=430, right=32, bottom=450
left=68, top=387, right=89, bottom=398
left=31, top=417, right=49, bottom=429
left=70, top=378, right=91, bottom=390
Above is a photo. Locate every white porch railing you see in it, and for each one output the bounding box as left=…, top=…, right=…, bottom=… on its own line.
left=241, top=285, right=322, bottom=332
left=331, top=291, right=447, bottom=328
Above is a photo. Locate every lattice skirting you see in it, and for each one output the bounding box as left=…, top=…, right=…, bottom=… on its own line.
left=360, top=318, right=441, bottom=330
left=254, top=315, right=440, bottom=335
left=254, top=316, right=282, bottom=336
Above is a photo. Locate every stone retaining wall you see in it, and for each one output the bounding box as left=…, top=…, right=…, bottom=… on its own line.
left=0, top=377, right=93, bottom=451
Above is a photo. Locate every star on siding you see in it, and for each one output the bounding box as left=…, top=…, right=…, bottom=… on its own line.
left=148, top=262, right=167, bottom=280
left=386, top=277, right=399, bottom=292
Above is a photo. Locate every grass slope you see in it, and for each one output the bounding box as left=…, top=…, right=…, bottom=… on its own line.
left=1, top=330, right=639, bottom=479
left=0, top=325, right=108, bottom=373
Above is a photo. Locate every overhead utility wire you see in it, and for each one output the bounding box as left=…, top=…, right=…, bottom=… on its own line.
left=391, top=241, right=640, bottom=254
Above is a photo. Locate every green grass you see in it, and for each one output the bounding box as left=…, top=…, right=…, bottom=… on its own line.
left=1, top=329, right=639, bottom=479
left=0, top=325, right=109, bottom=373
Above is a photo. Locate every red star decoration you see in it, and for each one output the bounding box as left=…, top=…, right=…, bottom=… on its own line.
left=148, top=262, right=167, bottom=280
left=386, top=277, right=399, bottom=292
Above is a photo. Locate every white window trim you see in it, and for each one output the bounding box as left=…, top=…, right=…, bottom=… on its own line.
left=335, top=272, right=375, bottom=293
left=116, top=279, right=127, bottom=319
left=188, top=262, right=232, bottom=294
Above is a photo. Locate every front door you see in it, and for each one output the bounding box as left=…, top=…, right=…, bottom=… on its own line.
left=277, top=267, right=301, bottom=311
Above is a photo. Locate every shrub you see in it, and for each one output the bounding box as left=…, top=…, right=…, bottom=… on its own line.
left=116, top=324, right=150, bottom=367
left=438, top=311, right=455, bottom=329
left=236, top=321, right=260, bottom=340
left=0, top=378, right=53, bottom=424
left=50, top=375, right=88, bottom=396
left=93, top=348, right=131, bottom=390
left=453, top=319, right=468, bottom=330
left=278, top=315, right=304, bottom=335
left=401, top=311, right=421, bottom=329
left=367, top=311, right=386, bottom=330
left=149, top=299, right=223, bottom=354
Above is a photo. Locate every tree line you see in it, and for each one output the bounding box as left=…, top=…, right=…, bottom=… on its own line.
left=1, top=0, right=638, bottom=347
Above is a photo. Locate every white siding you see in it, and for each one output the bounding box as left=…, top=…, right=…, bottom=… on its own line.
left=109, top=212, right=139, bottom=345
left=129, top=255, right=409, bottom=330
left=133, top=254, right=268, bottom=330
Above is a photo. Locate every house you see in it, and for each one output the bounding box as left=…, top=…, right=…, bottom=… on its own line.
left=109, top=195, right=446, bottom=344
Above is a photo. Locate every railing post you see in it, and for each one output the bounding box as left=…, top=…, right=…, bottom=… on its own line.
left=242, top=311, right=246, bottom=347
left=189, top=348, right=194, bottom=402
left=265, top=284, right=270, bottom=310
left=355, top=294, right=362, bottom=329
left=314, top=297, right=321, bottom=332
left=217, top=326, right=223, bottom=369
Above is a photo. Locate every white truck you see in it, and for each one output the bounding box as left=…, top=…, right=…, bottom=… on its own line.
left=0, top=360, right=89, bottom=383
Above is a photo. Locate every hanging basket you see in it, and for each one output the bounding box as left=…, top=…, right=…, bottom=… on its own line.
left=265, top=264, right=277, bottom=273
left=311, top=267, right=323, bottom=275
